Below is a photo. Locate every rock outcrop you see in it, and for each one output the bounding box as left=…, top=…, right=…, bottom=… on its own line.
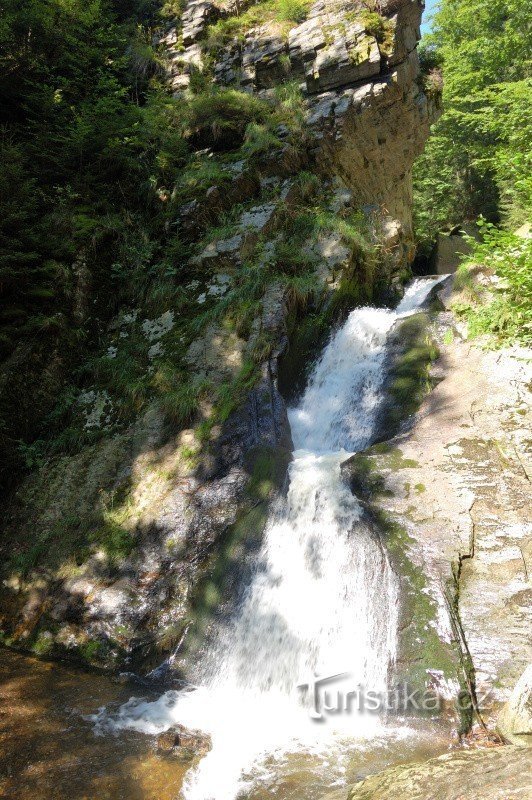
left=341, top=745, right=531, bottom=800
left=163, top=0, right=438, bottom=260
left=342, top=271, right=532, bottom=729
left=0, top=0, right=438, bottom=669
left=497, top=665, right=532, bottom=746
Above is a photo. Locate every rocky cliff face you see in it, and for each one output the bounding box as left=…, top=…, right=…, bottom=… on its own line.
left=165, top=0, right=436, bottom=262
left=342, top=273, right=531, bottom=739
left=0, top=0, right=438, bottom=670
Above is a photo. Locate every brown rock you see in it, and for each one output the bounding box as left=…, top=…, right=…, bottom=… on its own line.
left=345, top=746, right=531, bottom=800
left=157, top=724, right=211, bottom=758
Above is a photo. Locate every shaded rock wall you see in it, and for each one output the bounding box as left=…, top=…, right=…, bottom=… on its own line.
left=0, top=0, right=437, bottom=669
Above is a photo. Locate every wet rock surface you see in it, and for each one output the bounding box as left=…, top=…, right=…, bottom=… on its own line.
left=157, top=724, right=211, bottom=760
left=344, top=745, right=531, bottom=800
left=344, top=274, right=532, bottom=720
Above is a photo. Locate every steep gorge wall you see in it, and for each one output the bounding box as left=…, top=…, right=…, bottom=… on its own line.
left=0, top=0, right=438, bottom=669
left=166, top=0, right=436, bottom=260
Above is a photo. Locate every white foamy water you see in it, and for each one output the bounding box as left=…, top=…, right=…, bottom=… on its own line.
left=96, top=278, right=446, bottom=799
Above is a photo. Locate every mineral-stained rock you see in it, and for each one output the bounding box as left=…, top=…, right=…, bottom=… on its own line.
left=344, top=746, right=531, bottom=800
left=497, top=665, right=532, bottom=746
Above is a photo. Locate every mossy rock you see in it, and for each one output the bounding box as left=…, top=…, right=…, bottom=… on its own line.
left=278, top=311, right=330, bottom=402
left=182, top=502, right=270, bottom=662
left=245, top=444, right=292, bottom=502
left=375, top=313, right=440, bottom=441
left=341, top=449, right=460, bottom=704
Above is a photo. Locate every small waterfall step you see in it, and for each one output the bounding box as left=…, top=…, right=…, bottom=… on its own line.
left=95, top=276, right=448, bottom=800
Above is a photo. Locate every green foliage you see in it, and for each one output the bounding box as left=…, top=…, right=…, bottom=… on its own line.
left=413, top=0, right=532, bottom=246
left=174, top=156, right=232, bottom=203
left=281, top=272, right=322, bottom=310
left=90, top=519, right=136, bottom=563
left=273, top=80, right=306, bottom=131
left=157, top=372, right=210, bottom=427
left=204, top=0, right=310, bottom=52
left=9, top=537, right=51, bottom=578
left=361, top=10, right=394, bottom=54
left=183, top=87, right=267, bottom=148
left=0, top=0, right=379, bottom=500
left=242, top=122, right=283, bottom=156
left=276, top=0, right=312, bottom=23
left=78, top=639, right=106, bottom=662
left=454, top=222, right=532, bottom=346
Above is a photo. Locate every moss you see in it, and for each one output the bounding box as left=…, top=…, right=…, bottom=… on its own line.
left=8, top=537, right=52, bottom=578
left=342, top=452, right=387, bottom=499
left=32, top=631, right=55, bottom=656
left=78, top=639, right=107, bottom=663
left=376, top=509, right=460, bottom=694
left=246, top=445, right=291, bottom=502
left=343, top=448, right=459, bottom=696
left=390, top=317, right=439, bottom=411
left=443, top=328, right=455, bottom=345
left=377, top=314, right=440, bottom=438
left=361, top=10, right=395, bottom=56
left=370, top=443, right=419, bottom=470
left=89, top=519, right=136, bottom=564
left=185, top=502, right=270, bottom=654
left=278, top=310, right=330, bottom=402
left=414, top=482, right=426, bottom=493
left=204, top=0, right=311, bottom=52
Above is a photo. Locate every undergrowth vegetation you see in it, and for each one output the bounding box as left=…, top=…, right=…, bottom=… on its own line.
left=0, top=0, right=413, bottom=603
left=203, top=0, right=312, bottom=51
left=0, top=0, right=319, bottom=490
left=1, top=0, right=385, bottom=500
left=453, top=221, right=532, bottom=346
left=413, top=0, right=531, bottom=347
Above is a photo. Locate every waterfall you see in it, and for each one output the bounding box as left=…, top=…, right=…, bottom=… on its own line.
left=99, top=277, right=446, bottom=799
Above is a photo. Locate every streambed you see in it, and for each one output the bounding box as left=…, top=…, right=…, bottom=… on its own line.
left=0, top=648, right=454, bottom=800
left=1, top=278, right=458, bottom=800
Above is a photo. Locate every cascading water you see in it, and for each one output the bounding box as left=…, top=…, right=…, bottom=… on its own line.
left=98, top=277, right=446, bottom=799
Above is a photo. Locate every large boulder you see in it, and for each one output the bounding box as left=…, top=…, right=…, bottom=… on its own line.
left=344, top=746, right=531, bottom=800
left=497, top=665, right=532, bottom=746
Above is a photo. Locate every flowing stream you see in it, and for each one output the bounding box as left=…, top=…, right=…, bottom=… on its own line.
left=98, top=277, right=447, bottom=799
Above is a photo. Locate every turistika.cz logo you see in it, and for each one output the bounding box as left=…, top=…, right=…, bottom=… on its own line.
left=297, top=672, right=485, bottom=721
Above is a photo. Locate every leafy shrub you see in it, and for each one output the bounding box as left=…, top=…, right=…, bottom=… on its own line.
left=184, top=88, right=267, bottom=148
left=276, top=0, right=312, bottom=23
left=454, top=220, right=532, bottom=345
